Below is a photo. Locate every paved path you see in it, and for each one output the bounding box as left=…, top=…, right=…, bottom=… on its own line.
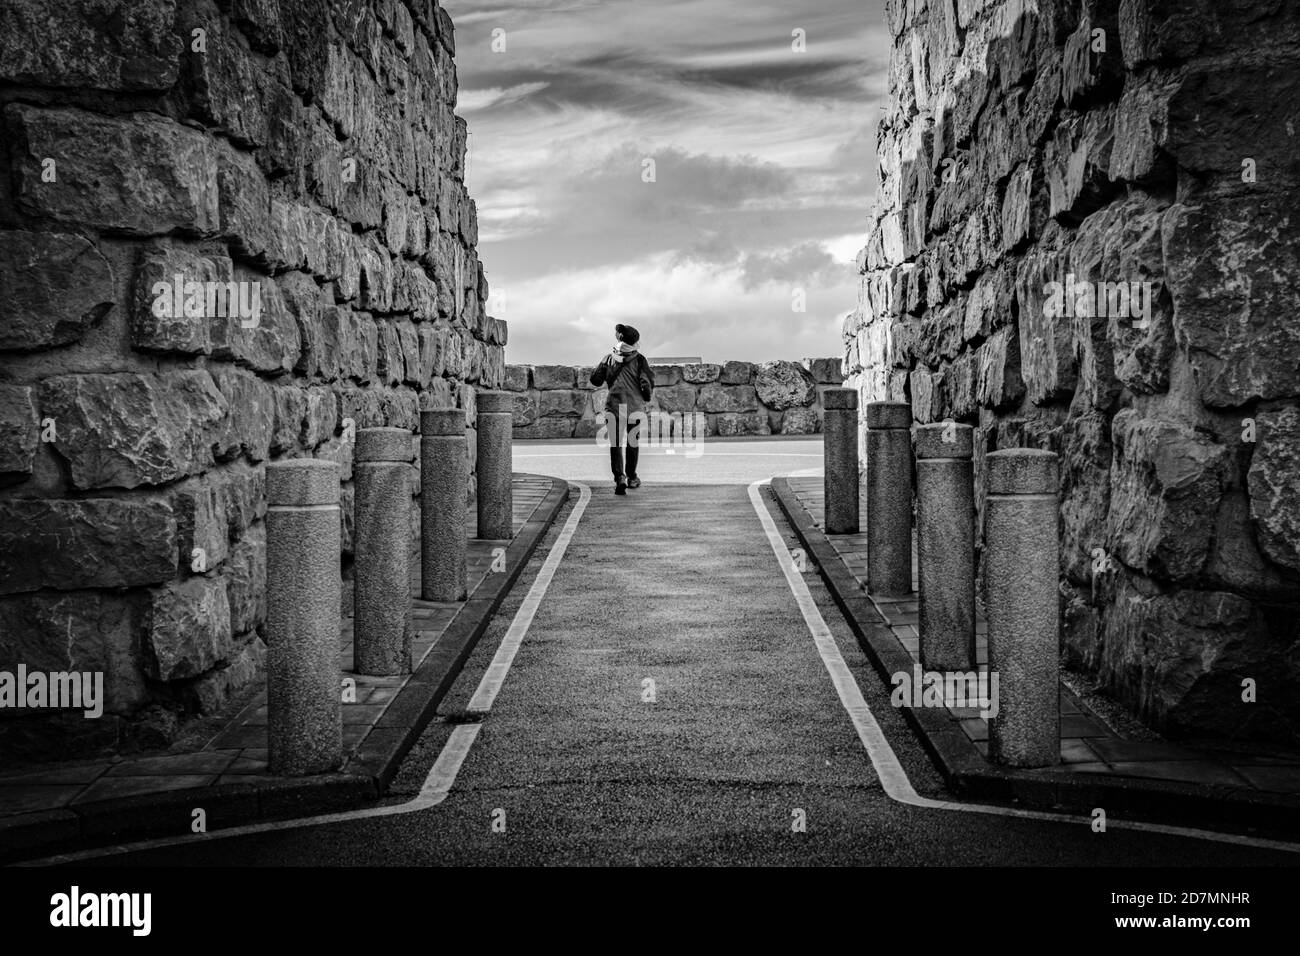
left=64, top=477, right=1300, bottom=865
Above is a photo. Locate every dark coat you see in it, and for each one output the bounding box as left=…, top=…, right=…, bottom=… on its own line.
left=590, top=351, right=654, bottom=413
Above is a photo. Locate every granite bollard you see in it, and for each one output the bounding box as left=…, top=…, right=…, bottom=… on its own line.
left=266, top=459, right=343, bottom=776
left=985, top=448, right=1061, bottom=768
left=914, top=423, right=975, bottom=671
left=354, top=427, right=414, bottom=676
left=866, top=401, right=913, bottom=596
left=476, top=391, right=514, bottom=540
left=421, top=408, right=468, bottom=602
left=822, top=388, right=859, bottom=535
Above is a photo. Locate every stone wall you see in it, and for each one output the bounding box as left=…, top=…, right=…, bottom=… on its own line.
left=505, top=359, right=843, bottom=439
left=847, top=0, right=1300, bottom=743
left=0, top=0, right=502, bottom=759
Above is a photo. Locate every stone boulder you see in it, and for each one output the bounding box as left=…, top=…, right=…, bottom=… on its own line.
left=755, top=360, right=816, bottom=409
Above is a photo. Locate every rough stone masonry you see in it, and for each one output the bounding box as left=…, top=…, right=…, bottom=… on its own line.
left=0, top=0, right=504, bottom=760
left=847, top=0, right=1300, bottom=744
left=505, top=358, right=845, bottom=439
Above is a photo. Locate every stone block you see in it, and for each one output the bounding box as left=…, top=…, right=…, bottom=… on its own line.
left=698, top=384, right=758, bottom=414
left=802, top=357, right=843, bottom=384
left=532, top=364, right=575, bottom=389
left=720, top=360, right=754, bottom=385
left=712, top=412, right=770, bottom=436
left=1166, top=198, right=1300, bottom=407
left=1108, top=411, right=1230, bottom=582
left=653, top=384, right=697, bottom=414
left=539, top=389, right=587, bottom=419
left=0, top=589, right=147, bottom=715
left=40, top=371, right=227, bottom=490
left=10, top=105, right=219, bottom=235
left=682, top=363, right=721, bottom=384
left=0, top=0, right=181, bottom=90
left=0, top=230, right=116, bottom=351
left=0, top=499, right=176, bottom=594
left=1248, top=403, right=1300, bottom=575
left=0, top=385, right=39, bottom=477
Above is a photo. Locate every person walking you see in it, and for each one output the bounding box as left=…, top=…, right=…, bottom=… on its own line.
left=589, top=323, right=654, bottom=495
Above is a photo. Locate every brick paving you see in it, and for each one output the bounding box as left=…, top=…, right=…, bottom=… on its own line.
left=0, top=475, right=556, bottom=821
left=783, top=474, right=1300, bottom=796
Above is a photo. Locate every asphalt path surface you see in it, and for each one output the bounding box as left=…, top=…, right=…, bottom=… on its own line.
left=66, top=443, right=1300, bottom=865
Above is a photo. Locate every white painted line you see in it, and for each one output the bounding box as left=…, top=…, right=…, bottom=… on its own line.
left=19, top=483, right=593, bottom=867
left=422, top=724, right=482, bottom=803
left=746, top=479, right=1300, bottom=854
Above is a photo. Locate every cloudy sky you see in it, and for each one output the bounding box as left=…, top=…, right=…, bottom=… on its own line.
left=444, top=0, right=892, bottom=365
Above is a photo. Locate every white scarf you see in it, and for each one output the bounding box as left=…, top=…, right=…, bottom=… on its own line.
left=611, top=341, right=638, bottom=363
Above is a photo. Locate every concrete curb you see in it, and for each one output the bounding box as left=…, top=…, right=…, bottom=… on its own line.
left=770, top=476, right=1300, bottom=839
left=1, top=475, right=571, bottom=863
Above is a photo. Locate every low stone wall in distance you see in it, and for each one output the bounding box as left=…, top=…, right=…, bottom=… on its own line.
left=504, top=359, right=844, bottom=439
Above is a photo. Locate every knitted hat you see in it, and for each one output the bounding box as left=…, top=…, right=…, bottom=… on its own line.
left=615, top=323, right=640, bottom=346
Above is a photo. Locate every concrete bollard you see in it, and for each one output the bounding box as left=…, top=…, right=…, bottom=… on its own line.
left=822, top=388, right=859, bottom=535
left=421, top=408, right=468, bottom=602
left=266, top=459, right=343, bottom=776
left=985, top=448, right=1061, bottom=768
left=865, top=402, right=913, bottom=596
left=914, top=423, right=976, bottom=671
left=476, top=391, right=514, bottom=540
left=354, top=427, right=414, bottom=676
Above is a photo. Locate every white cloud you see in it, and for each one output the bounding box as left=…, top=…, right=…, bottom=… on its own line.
left=445, top=0, right=889, bottom=364
left=492, top=251, right=855, bottom=364
left=457, top=81, right=551, bottom=113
